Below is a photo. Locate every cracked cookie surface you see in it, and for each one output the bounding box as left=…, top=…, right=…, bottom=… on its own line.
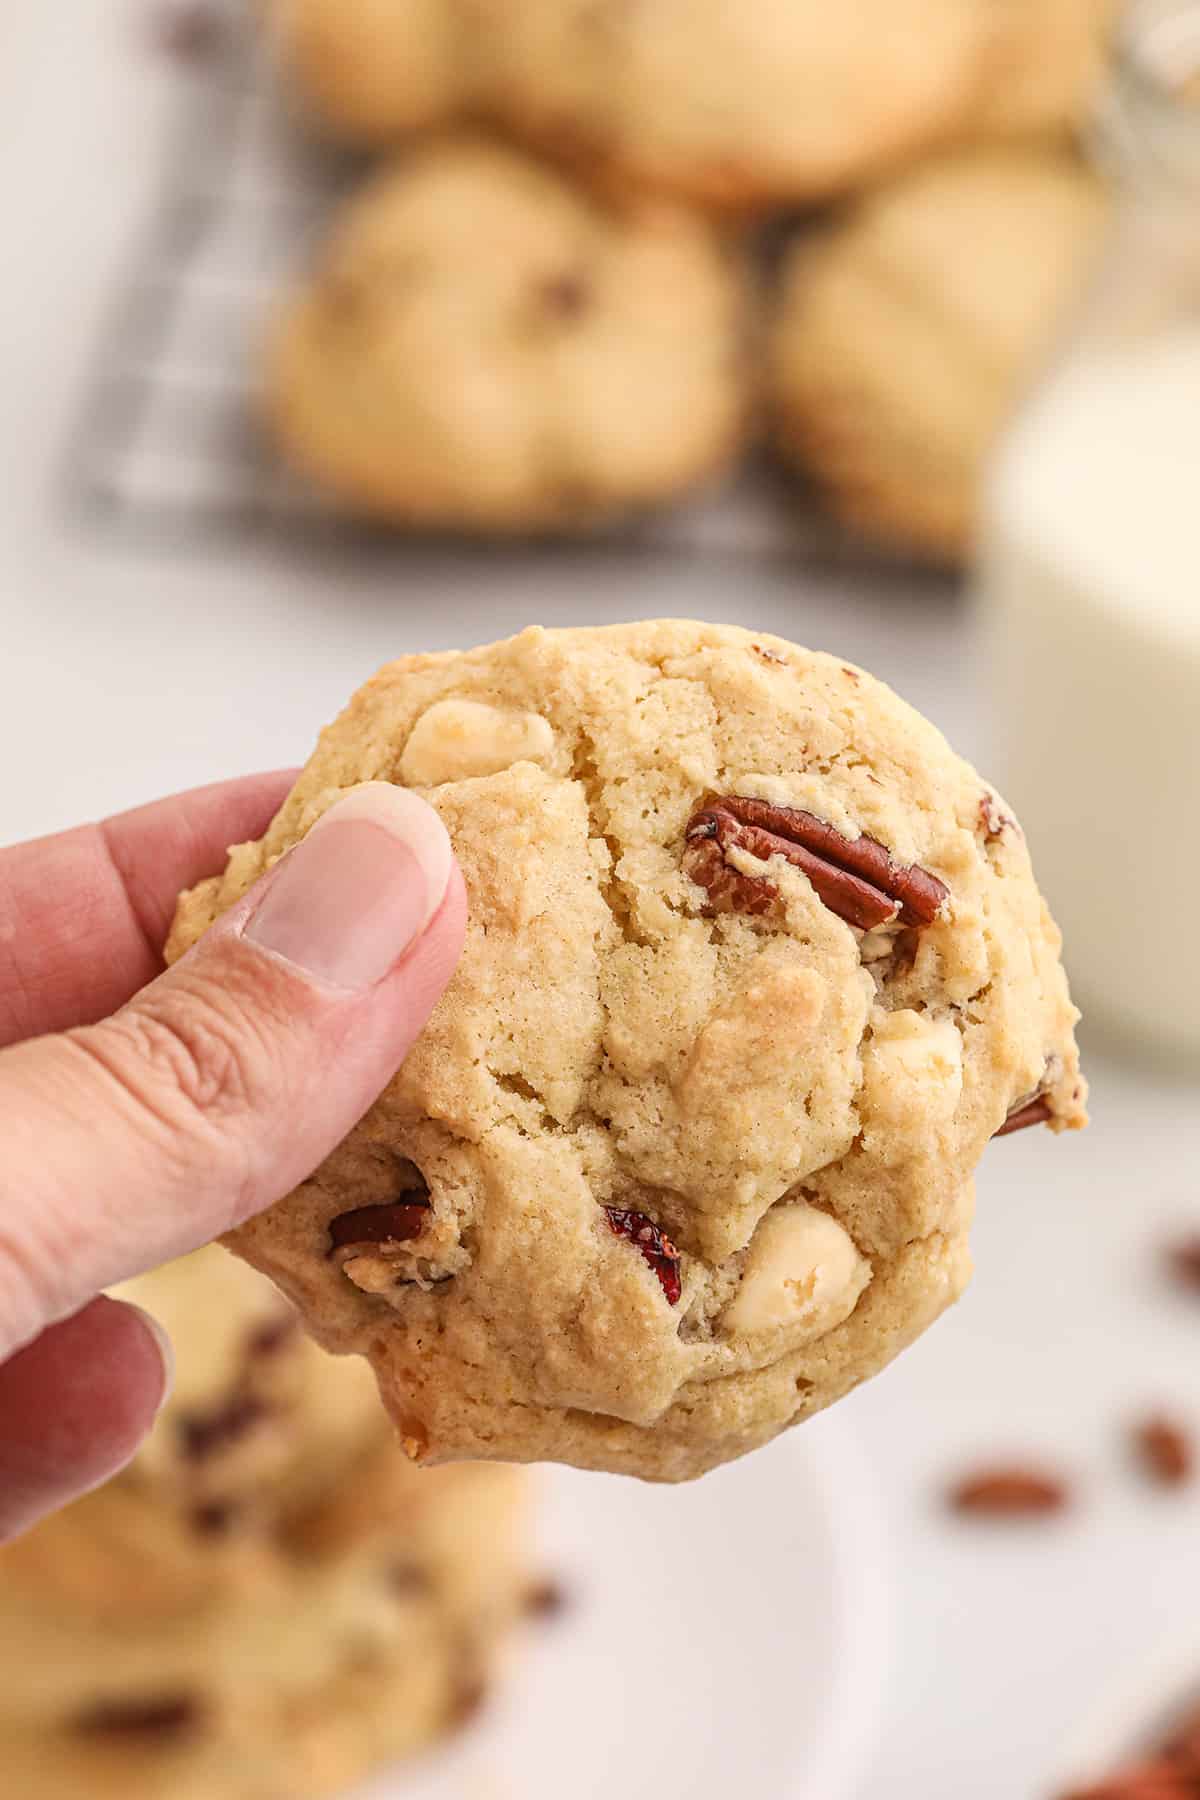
left=265, top=137, right=748, bottom=530
left=168, top=621, right=1085, bottom=1482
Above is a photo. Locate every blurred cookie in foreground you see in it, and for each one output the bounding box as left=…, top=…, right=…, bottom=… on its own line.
left=0, top=1451, right=531, bottom=1800
left=476, top=0, right=989, bottom=208
left=973, top=0, right=1119, bottom=137
left=265, top=136, right=749, bottom=530
left=110, top=1245, right=383, bottom=1532
left=265, top=0, right=472, bottom=144
left=0, top=1249, right=535, bottom=1799
left=768, top=145, right=1108, bottom=563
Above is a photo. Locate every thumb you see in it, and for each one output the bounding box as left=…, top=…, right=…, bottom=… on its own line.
left=0, top=783, right=465, bottom=1360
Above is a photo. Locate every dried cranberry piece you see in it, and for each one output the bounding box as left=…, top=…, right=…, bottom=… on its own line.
left=327, top=1199, right=431, bottom=1254
left=605, top=1208, right=682, bottom=1306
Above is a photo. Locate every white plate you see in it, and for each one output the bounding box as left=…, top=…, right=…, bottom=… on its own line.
left=357, top=1411, right=892, bottom=1800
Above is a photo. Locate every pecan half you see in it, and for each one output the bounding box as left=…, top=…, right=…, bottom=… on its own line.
left=994, top=1094, right=1055, bottom=1138
left=948, top=1465, right=1070, bottom=1517
left=683, top=796, right=947, bottom=932
left=327, top=1198, right=432, bottom=1255
left=605, top=1207, right=682, bottom=1305
left=1133, top=1415, right=1193, bottom=1488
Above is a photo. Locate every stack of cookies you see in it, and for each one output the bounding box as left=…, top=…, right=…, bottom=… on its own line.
left=0, top=1247, right=534, bottom=1800
left=257, top=0, right=1118, bottom=561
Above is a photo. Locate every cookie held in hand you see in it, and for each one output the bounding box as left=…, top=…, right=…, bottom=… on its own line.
left=169, top=622, right=1086, bottom=1482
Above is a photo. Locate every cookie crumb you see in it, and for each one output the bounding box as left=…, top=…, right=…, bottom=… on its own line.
left=152, top=2, right=226, bottom=62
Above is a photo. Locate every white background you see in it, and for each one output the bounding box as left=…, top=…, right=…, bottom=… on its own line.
left=2, top=6, right=1199, bottom=1795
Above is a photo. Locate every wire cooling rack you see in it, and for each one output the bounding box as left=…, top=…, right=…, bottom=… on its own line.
left=63, top=0, right=873, bottom=563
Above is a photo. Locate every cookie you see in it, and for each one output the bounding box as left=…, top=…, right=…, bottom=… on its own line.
left=0, top=1241, right=534, bottom=1800
left=0, top=1447, right=531, bottom=1800
left=168, top=621, right=1086, bottom=1483
left=972, top=0, right=1118, bottom=137
left=475, top=0, right=992, bottom=208
left=110, top=1245, right=384, bottom=1531
left=768, top=146, right=1108, bottom=563
left=265, top=137, right=748, bottom=530
left=266, top=0, right=472, bottom=145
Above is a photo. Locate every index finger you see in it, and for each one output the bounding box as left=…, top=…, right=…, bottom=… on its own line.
left=0, top=771, right=296, bottom=1049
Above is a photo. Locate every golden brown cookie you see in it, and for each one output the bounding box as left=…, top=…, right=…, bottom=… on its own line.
left=0, top=1247, right=534, bottom=1799
left=768, top=145, right=1108, bottom=563
left=266, top=0, right=474, bottom=143
left=265, top=136, right=749, bottom=529
left=972, top=0, right=1118, bottom=137
left=474, top=0, right=994, bottom=208
left=168, top=621, right=1086, bottom=1483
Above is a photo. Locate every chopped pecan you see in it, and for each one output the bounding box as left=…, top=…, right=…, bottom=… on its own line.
left=605, top=1207, right=682, bottom=1305
left=948, top=1465, right=1070, bottom=1517
left=683, top=796, right=947, bottom=932
left=1057, top=1762, right=1198, bottom=1799
left=327, top=1198, right=432, bottom=1255
left=1133, top=1415, right=1193, bottom=1488
left=244, top=1310, right=299, bottom=1359
left=751, top=643, right=787, bottom=665
left=979, top=792, right=1021, bottom=840
left=74, top=1695, right=202, bottom=1737
left=1165, top=1237, right=1200, bottom=1295
left=524, top=1578, right=570, bottom=1619
left=994, top=1094, right=1055, bottom=1138
left=178, top=1394, right=269, bottom=1462
left=539, top=272, right=590, bottom=317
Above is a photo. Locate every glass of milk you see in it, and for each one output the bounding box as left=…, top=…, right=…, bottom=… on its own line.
left=978, top=0, right=1200, bottom=1062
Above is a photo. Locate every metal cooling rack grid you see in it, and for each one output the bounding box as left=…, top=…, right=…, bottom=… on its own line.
left=64, top=2, right=896, bottom=567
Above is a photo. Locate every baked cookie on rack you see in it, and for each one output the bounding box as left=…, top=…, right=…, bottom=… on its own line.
left=265, top=136, right=749, bottom=529
left=475, top=0, right=992, bottom=208
left=169, top=620, right=1086, bottom=1484
left=768, top=145, right=1108, bottom=562
left=266, top=0, right=474, bottom=143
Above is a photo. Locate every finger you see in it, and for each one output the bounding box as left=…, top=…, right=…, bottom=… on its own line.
left=0, top=1295, right=172, bottom=1542
left=0, top=770, right=298, bottom=1049
left=0, top=783, right=465, bottom=1358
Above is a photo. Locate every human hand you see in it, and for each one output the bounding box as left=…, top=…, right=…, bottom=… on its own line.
left=0, top=773, right=465, bottom=1541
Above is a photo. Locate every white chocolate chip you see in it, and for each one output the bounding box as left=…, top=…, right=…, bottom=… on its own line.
left=721, top=1204, right=870, bottom=1340
left=398, top=699, right=554, bottom=786
left=860, top=1009, right=963, bottom=1131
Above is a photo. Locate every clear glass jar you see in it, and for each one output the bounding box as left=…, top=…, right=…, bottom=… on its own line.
left=977, top=0, right=1200, bottom=1061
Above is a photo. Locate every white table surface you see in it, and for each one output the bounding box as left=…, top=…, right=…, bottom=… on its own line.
left=3, top=7, right=1199, bottom=1796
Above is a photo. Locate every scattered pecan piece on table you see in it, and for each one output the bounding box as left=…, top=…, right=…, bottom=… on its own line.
left=1132, top=1415, right=1194, bottom=1488
left=948, top=1465, right=1071, bottom=1518
left=684, top=796, right=948, bottom=931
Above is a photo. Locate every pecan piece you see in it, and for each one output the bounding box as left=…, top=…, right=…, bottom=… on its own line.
left=1132, top=1415, right=1193, bottom=1488
left=74, top=1695, right=202, bottom=1737
left=327, top=1198, right=432, bottom=1255
left=994, top=1094, right=1055, bottom=1138
left=605, top=1207, right=682, bottom=1305
left=1164, top=1237, right=1200, bottom=1295
left=177, top=1394, right=269, bottom=1462
left=948, top=1465, right=1070, bottom=1517
left=1058, top=1763, right=1197, bottom=1800
left=683, top=796, right=947, bottom=932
